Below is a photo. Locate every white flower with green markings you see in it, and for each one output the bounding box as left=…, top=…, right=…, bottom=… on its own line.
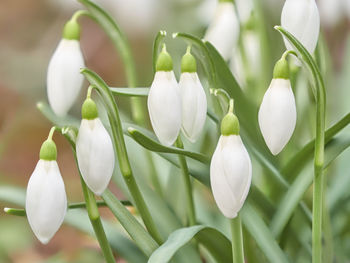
left=76, top=97, right=115, bottom=195
left=204, top=0, right=240, bottom=60
left=258, top=57, right=296, bottom=155
left=47, top=19, right=85, bottom=116
left=210, top=101, right=252, bottom=218
left=147, top=45, right=182, bottom=146
left=281, top=0, right=320, bottom=54
left=179, top=47, right=207, bottom=143
left=26, top=133, right=67, bottom=244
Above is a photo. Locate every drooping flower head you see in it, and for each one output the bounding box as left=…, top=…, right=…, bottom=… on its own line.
left=76, top=93, right=115, bottom=195
left=210, top=100, right=252, bottom=218
left=204, top=0, right=240, bottom=60
left=26, top=129, right=67, bottom=244
left=258, top=55, right=297, bottom=155
left=147, top=44, right=182, bottom=146
left=47, top=18, right=85, bottom=116
left=179, top=46, right=207, bottom=143
left=281, top=0, right=320, bottom=54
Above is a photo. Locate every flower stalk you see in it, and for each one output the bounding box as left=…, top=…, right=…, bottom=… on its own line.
left=231, top=214, right=244, bottom=263
left=175, top=137, right=196, bottom=226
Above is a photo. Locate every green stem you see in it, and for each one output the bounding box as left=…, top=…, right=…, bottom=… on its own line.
left=175, top=137, right=196, bottom=226
left=81, top=68, right=163, bottom=245
left=71, top=10, right=92, bottom=22
left=230, top=215, right=244, bottom=263
left=80, top=177, right=115, bottom=263
left=274, top=26, right=326, bottom=263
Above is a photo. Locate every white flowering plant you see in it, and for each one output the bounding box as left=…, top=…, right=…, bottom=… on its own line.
left=2, top=0, right=350, bottom=262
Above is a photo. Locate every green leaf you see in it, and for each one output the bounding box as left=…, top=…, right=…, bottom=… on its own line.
left=270, top=134, right=350, bottom=238
left=153, top=30, right=167, bottom=73
left=148, top=225, right=232, bottom=263
left=127, top=127, right=210, bottom=164
left=79, top=0, right=137, bottom=88
left=0, top=186, right=147, bottom=263
left=110, top=87, right=149, bottom=97
left=241, top=203, right=289, bottom=263
left=102, top=190, right=159, bottom=257
left=282, top=113, right=350, bottom=181
left=36, top=102, right=80, bottom=127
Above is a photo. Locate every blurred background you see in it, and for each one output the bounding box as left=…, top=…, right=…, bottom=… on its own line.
left=0, top=0, right=350, bottom=262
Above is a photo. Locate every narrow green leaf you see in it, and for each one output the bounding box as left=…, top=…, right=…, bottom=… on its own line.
left=0, top=186, right=147, bottom=263
left=110, top=87, right=149, bottom=97
left=148, top=225, right=232, bottom=263
left=241, top=203, right=289, bottom=263
left=270, top=134, right=350, bottom=238
left=102, top=190, right=159, bottom=257
left=127, top=127, right=210, bottom=164
left=282, top=113, right=350, bottom=180
left=153, top=30, right=167, bottom=73
left=36, top=102, right=80, bottom=127
left=79, top=0, right=137, bottom=88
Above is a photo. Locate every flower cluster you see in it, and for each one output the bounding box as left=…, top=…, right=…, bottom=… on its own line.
left=24, top=0, right=322, bottom=246
left=148, top=45, right=207, bottom=146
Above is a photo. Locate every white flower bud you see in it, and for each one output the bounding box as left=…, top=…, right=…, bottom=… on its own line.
left=179, top=72, right=207, bottom=142
left=236, top=0, right=253, bottom=24
left=281, top=0, right=320, bottom=54
left=258, top=78, right=296, bottom=155
left=47, top=39, right=85, bottom=116
left=26, top=160, right=67, bottom=244
left=76, top=117, right=115, bottom=196
left=148, top=71, right=182, bottom=146
left=210, top=135, right=252, bottom=218
left=204, top=1, right=240, bottom=60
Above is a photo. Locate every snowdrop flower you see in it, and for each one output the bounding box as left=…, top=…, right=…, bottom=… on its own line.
left=204, top=0, right=240, bottom=60
left=26, top=129, right=67, bottom=244
left=179, top=47, right=207, bottom=142
left=148, top=45, right=182, bottom=146
left=76, top=96, right=115, bottom=195
left=281, top=0, right=320, bottom=54
left=47, top=19, right=85, bottom=116
left=258, top=56, right=296, bottom=155
left=236, top=0, right=254, bottom=24
left=210, top=100, right=252, bottom=218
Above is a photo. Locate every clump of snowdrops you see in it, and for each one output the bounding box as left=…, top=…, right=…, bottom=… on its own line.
left=3, top=0, right=350, bottom=262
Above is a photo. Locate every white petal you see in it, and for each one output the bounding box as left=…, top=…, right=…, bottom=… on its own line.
left=281, top=0, right=320, bottom=54
left=76, top=118, right=115, bottom=195
left=26, top=160, right=67, bottom=244
left=147, top=71, right=182, bottom=146
left=236, top=0, right=254, bottom=24
left=258, top=79, right=297, bottom=155
left=179, top=72, right=207, bottom=143
left=204, top=2, right=240, bottom=60
left=47, top=39, right=85, bottom=116
left=210, top=135, right=252, bottom=218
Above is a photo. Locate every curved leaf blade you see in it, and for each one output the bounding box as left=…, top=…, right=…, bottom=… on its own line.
left=148, top=225, right=232, bottom=263
left=110, top=87, right=149, bottom=97
left=127, top=127, right=210, bottom=164
left=270, top=134, right=350, bottom=238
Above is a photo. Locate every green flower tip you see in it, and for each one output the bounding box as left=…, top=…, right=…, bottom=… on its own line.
left=181, top=47, right=197, bottom=73
left=82, top=98, right=98, bottom=120
left=273, top=58, right=290, bottom=79
left=62, top=19, right=81, bottom=40
left=39, top=139, right=57, bottom=161
left=156, top=44, right=173, bottom=72
left=221, top=113, right=240, bottom=136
